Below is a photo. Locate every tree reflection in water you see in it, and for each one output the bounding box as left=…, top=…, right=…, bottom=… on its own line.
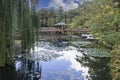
left=0, top=65, right=18, bottom=80
left=76, top=53, right=112, bottom=80
left=0, top=58, right=42, bottom=80
left=15, top=58, right=42, bottom=80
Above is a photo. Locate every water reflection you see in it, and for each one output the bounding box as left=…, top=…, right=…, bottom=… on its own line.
left=15, top=59, right=42, bottom=80
left=0, top=41, right=112, bottom=80
left=0, top=65, right=18, bottom=80
left=76, top=53, right=111, bottom=80
left=15, top=42, right=89, bottom=80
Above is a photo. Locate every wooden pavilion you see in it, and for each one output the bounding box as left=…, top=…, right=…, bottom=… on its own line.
left=55, top=22, right=68, bottom=30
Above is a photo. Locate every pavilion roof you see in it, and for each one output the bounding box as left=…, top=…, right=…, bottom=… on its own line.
left=55, top=22, right=67, bottom=26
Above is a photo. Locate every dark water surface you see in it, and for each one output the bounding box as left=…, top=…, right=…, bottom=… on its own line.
left=0, top=41, right=112, bottom=80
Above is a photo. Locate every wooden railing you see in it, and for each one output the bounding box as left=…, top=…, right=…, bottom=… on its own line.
left=39, top=27, right=90, bottom=33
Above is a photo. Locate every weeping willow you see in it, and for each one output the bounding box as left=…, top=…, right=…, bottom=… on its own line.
left=0, top=0, right=40, bottom=67
left=0, top=0, right=6, bottom=67
left=19, top=0, right=40, bottom=52
left=0, top=0, right=14, bottom=67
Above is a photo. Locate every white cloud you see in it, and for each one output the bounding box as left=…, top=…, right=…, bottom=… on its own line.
left=48, top=0, right=80, bottom=11
left=56, top=48, right=89, bottom=80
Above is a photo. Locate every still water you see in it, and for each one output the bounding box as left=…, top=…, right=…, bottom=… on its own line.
left=0, top=41, right=111, bottom=80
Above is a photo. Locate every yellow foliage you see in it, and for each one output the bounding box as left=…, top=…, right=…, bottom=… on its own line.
left=101, top=5, right=104, bottom=8
left=108, top=11, right=115, bottom=15
left=96, top=14, right=102, bottom=18
left=101, top=4, right=111, bottom=9
left=94, top=33, right=99, bottom=36
left=105, top=5, right=111, bottom=9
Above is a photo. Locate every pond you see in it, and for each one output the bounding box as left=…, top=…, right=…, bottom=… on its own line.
left=0, top=41, right=111, bottom=80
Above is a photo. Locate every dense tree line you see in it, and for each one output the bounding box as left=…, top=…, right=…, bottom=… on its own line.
left=38, top=6, right=79, bottom=27
left=67, top=0, right=120, bottom=53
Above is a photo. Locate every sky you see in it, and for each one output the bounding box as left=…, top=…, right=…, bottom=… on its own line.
left=38, top=0, right=86, bottom=11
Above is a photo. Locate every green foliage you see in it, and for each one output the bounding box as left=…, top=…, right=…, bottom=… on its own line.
left=0, top=0, right=39, bottom=67
left=109, top=57, right=120, bottom=80
left=38, top=7, right=80, bottom=27
left=69, top=0, right=120, bottom=79
left=69, top=0, right=120, bottom=52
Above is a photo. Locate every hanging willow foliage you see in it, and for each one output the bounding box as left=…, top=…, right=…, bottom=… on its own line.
left=18, top=0, right=40, bottom=52
left=0, top=0, right=6, bottom=67
left=0, top=0, right=40, bottom=67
